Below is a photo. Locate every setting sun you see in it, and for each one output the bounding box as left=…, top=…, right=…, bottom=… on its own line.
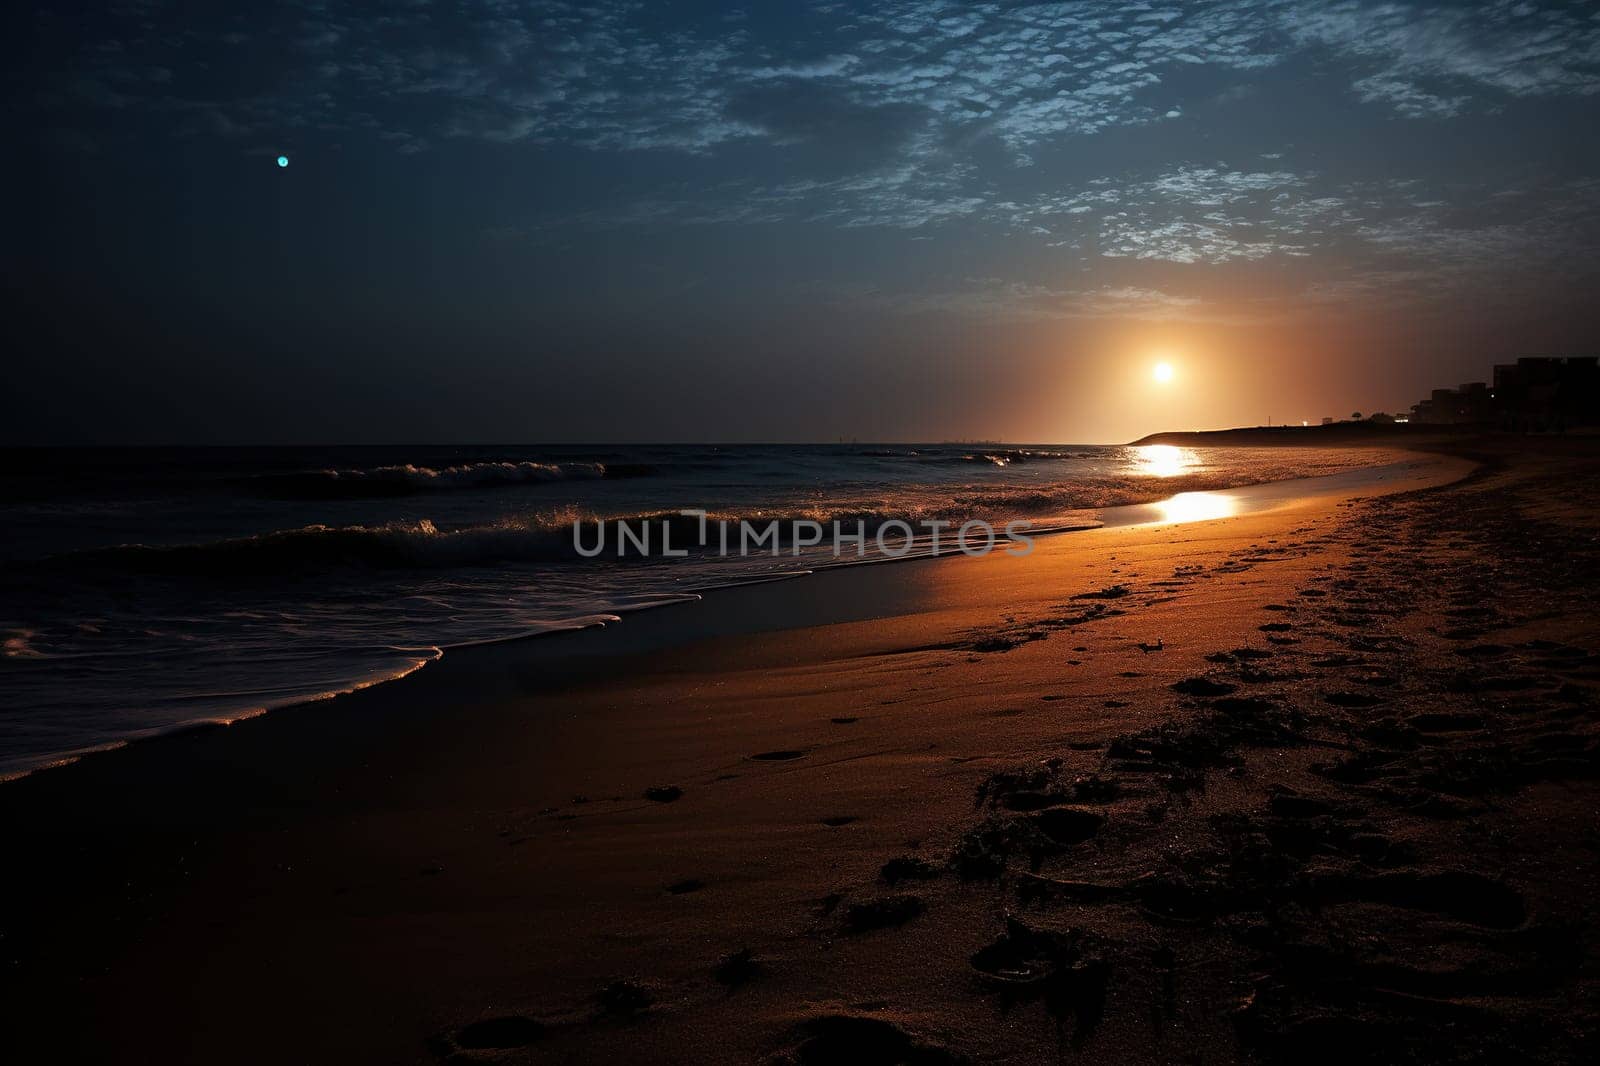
left=1152, top=361, right=1176, bottom=384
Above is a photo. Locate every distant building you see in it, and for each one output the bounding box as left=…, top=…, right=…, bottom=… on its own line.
left=1320, top=416, right=1334, bottom=425
left=1403, top=358, right=1599, bottom=431
left=1410, top=382, right=1491, bottom=425
left=1491, top=357, right=1600, bottom=432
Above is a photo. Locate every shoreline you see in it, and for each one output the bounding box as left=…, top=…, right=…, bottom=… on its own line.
left=1128, top=423, right=1499, bottom=447
left=2, top=448, right=1457, bottom=785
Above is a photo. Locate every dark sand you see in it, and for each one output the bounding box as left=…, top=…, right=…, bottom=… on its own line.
left=4, top=439, right=1599, bottom=1064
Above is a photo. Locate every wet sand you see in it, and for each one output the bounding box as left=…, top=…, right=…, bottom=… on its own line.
left=5, top=441, right=1599, bottom=1063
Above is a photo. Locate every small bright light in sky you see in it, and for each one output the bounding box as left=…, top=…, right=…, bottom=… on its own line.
left=276, top=155, right=289, bottom=168
left=1152, top=361, right=1175, bottom=384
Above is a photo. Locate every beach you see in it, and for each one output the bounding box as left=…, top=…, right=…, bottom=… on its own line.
left=5, top=437, right=1599, bottom=1063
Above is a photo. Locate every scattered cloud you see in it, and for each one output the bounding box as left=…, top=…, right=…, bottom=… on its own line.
left=35, top=1, right=1600, bottom=154
left=1281, top=0, right=1600, bottom=115
left=24, top=1, right=1600, bottom=321
left=836, top=276, right=1265, bottom=325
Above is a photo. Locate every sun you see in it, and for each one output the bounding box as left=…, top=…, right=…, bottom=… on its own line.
left=1152, top=361, right=1176, bottom=384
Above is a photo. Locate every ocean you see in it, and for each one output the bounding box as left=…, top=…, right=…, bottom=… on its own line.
left=0, top=442, right=1396, bottom=778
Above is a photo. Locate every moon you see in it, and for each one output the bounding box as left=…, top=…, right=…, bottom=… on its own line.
left=1152, top=361, right=1175, bottom=384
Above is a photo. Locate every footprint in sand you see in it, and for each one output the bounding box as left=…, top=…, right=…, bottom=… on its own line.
left=597, top=979, right=654, bottom=1015
left=879, top=856, right=941, bottom=885
left=1311, top=870, right=1526, bottom=929
left=1312, top=654, right=1366, bottom=668
left=1212, top=697, right=1279, bottom=717
left=775, top=1016, right=962, bottom=1065
left=1325, top=691, right=1384, bottom=708
left=1030, top=807, right=1105, bottom=847
left=1406, top=711, right=1486, bottom=733
left=713, top=948, right=760, bottom=987
left=999, top=790, right=1070, bottom=812
left=1072, top=584, right=1131, bottom=600
left=970, top=918, right=1111, bottom=1024
left=451, top=1016, right=546, bottom=1051
left=1171, top=677, right=1238, bottom=697
left=842, top=894, right=926, bottom=933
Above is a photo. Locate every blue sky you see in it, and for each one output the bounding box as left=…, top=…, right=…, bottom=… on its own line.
left=7, top=1, right=1600, bottom=442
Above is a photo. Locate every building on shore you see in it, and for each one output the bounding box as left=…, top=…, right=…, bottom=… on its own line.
left=1410, top=382, right=1490, bottom=424
left=1407, top=359, right=1598, bottom=431
left=1490, top=357, right=1600, bottom=432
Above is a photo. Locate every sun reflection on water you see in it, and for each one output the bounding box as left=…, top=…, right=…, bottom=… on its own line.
left=1132, top=444, right=1198, bottom=478
left=1153, top=491, right=1236, bottom=524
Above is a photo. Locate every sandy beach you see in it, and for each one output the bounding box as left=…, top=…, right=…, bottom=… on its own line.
left=5, top=438, right=1599, bottom=1064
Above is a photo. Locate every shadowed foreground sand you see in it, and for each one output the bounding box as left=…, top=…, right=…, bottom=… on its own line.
left=5, top=442, right=1599, bottom=1063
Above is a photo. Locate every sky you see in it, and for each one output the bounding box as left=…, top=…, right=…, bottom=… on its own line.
left=5, top=0, right=1600, bottom=444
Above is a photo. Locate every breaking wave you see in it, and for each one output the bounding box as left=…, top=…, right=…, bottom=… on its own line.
left=33, top=459, right=1378, bottom=579
left=241, top=459, right=655, bottom=499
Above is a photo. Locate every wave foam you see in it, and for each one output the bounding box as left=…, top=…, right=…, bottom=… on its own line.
left=34, top=451, right=1397, bottom=579
left=243, top=459, right=636, bottom=498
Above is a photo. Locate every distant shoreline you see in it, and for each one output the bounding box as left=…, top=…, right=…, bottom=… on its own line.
left=1129, top=422, right=1492, bottom=447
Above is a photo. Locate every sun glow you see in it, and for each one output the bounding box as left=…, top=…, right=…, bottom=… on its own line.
left=1154, top=491, right=1237, bottom=524
left=1152, top=361, right=1175, bottom=384
left=1132, top=444, right=1197, bottom=478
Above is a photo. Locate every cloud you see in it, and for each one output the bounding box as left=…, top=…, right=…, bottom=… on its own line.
left=1350, top=74, right=1467, bottom=118
left=24, top=1, right=1600, bottom=322
left=40, top=1, right=1600, bottom=160
left=723, top=80, right=927, bottom=164
left=1281, top=0, right=1600, bottom=114
left=836, top=277, right=1262, bottom=325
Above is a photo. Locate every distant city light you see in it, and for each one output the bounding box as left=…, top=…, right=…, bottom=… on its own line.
left=277, top=155, right=289, bottom=167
